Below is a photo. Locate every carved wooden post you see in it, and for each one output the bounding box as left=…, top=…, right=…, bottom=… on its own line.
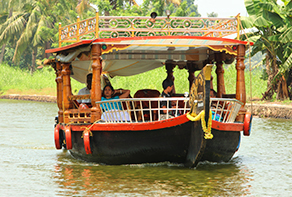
left=61, top=63, right=73, bottom=123
left=91, top=44, right=102, bottom=122
left=215, top=53, right=226, bottom=97
left=55, top=61, right=63, bottom=123
left=165, top=61, right=176, bottom=94
left=236, top=45, right=246, bottom=121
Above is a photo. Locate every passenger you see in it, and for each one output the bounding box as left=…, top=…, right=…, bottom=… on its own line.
left=161, top=78, right=174, bottom=114
left=210, top=88, right=217, bottom=98
left=210, top=89, right=222, bottom=121
left=160, top=78, right=180, bottom=119
left=77, top=73, right=92, bottom=105
left=100, top=84, right=130, bottom=121
left=101, top=84, right=130, bottom=110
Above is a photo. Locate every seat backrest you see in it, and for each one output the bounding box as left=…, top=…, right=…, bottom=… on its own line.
left=134, top=89, right=160, bottom=108
left=134, top=89, right=160, bottom=98
left=134, top=89, right=160, bottom=121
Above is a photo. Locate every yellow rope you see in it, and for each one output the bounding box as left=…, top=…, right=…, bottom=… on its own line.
left=186, top=110, right=213, bottom=139
left=80, top=119, right=102, bottom=138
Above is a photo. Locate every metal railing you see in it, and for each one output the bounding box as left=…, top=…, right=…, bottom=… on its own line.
left=96, top=97, right=243, bottom=123
left=59, top=13, right=240, bottom=46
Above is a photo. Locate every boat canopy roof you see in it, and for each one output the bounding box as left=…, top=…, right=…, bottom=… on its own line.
left=45, top=15, right=253, bottom=83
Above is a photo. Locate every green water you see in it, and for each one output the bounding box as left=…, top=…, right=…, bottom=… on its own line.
left=0, top=99, right=291, bottom=196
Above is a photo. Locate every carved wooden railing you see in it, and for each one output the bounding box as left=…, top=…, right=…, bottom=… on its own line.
left=59, top=13, right=240, bottom=47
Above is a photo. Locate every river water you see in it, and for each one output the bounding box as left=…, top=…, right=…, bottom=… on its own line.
left=0, top=99, right=291, bottom=196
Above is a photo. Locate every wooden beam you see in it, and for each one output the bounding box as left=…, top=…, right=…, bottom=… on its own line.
left=235, top=45, right=246, bottom=121
left=61, top=63, right=73, bottom=123
left=56, top=61, right=63, bottom=123
left=215, top=52, right=226, bottom=97
left=91, top=44, right=102, bottom=122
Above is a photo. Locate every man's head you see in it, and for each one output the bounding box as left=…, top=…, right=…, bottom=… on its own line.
left=162, top=78, right=174, bottom=93
left=210, top=89, right=217, bottom=98
left=86, top=73, right=93, bottom=90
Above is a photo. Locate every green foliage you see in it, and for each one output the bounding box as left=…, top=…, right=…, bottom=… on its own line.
left=0, top=63, right=266, bottom=100
left=0, top=63, right=83, bottom=94
left=241, top=0, right=292, bottom=99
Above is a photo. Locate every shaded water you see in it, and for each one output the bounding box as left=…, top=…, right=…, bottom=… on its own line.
left=0, top=99, right=291, bottom=196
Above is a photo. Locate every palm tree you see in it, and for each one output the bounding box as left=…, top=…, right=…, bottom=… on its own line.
left=0, top=0, right=92, bottom=73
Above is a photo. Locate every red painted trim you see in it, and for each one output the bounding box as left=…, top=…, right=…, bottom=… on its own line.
left=68, top=114, right=243, bottom=132
left=45, top=36, right=253, bottom=53
left=83, top=132, right=92, bottom=154
left=92, top=36, right=252, bottom=46
left=65, top=125, right=72, bottom=149
left=71, top=114, right=190, bottom=131
left=211, top=120, right=243, bottom=131
left=45, top=40, right=92, bottom=53
left=243, top=112, right=252, bottom=136
left=54, top=124, right=61, bottom=149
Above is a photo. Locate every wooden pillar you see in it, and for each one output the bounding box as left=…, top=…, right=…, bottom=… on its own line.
left=61, top=63, right=73, bottom=123
left=165, top=61, right=176, bottom=94
left=55, top=62, right=63, bottom=123
left=91, top=44, right=102, bottom=122
left=236, top=45, right=246, bottom=121
left=215, top=53, right=226, bottom=97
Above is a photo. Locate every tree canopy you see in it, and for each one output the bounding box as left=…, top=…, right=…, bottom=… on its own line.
left=0, top=0, right=200, bottom=73
left=241, top=0, right=292, bottom=100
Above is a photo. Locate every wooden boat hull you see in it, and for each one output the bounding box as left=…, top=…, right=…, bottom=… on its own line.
left=59, top=115, right=243, bottom=167
left=68, top=120, right=204, bottom=167
left=200, top=129, right=240, bottom=162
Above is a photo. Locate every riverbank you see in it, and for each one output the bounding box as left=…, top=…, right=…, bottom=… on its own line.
left=1, top=94, right=292, bottom=119
left=0, top=94, right=57, bottom=103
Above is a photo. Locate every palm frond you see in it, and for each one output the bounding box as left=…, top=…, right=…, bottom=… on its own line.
left=279, top=27, right=292, bottom=43
left=0, top=14, right=26, bottom=46
left=32, top=16, right=46, bottom=46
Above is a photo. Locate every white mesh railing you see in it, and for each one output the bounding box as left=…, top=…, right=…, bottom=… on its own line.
left=96, top=97, right=242, bottom=123
left=96, top=97, right=190, bottom=123
left=210, top=98, right=243, bottom=123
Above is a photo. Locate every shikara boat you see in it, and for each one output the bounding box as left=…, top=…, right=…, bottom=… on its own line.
left=45, top=12, right=252, bottom=168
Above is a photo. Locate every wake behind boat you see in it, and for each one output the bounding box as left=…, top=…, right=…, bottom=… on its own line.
left=45, top=12, right=252, bottom=168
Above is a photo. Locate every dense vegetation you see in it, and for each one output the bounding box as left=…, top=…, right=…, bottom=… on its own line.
left=1, top=0, right=291, bottom=101
left=241, top=0, right=292, bottom=100
left=0, top=63, right=266, bottom=100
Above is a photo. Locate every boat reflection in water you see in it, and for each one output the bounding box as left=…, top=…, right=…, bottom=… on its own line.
left=53, top=151, right=253, bottom=196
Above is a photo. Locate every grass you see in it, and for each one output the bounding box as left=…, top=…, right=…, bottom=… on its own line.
left=0, top=63, right=83, bottom=96
left=0, top=63, right=267, bottom=100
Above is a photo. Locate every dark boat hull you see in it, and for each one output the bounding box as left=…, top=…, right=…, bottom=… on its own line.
left=60, top=116, right=243, bottom=167
left=69, top=120, right=205, bottom=167
left=200, top=129, right=240, bottom=162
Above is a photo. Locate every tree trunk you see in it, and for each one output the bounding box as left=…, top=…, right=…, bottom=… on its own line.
left=45, top=42, right=51, bottom=59
left=262, top=53, right=279, bottom=100
left=30, top=47, right=37, bottom=75
left=0, top=8, right=12, bottom=64
left=0, top=44, right=5, bottom=64
left=276, top=75, right=289, bottom=100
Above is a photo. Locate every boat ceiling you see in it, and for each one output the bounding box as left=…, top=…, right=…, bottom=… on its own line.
left=46, top=36, right=252, bottom=83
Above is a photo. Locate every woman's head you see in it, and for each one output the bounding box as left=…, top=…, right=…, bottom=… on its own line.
left=102, top=84, right=115, bottom=98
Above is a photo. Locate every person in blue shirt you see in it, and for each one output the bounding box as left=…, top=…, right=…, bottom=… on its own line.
left=101, top=84, right=130, bottom=111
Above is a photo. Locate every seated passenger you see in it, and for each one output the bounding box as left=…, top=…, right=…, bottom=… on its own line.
left=210, top=89, right=222, bottom=121
left=77, top=73, right=92, bottom=104
left=160, top=79, right=181, bottom=119
left=100, top=84, right=130, bottom=121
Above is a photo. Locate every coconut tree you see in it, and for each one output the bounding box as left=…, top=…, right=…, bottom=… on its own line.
left=0, top=0, right=93, bottom=72
left=0, top=0, right=25, bottom=64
